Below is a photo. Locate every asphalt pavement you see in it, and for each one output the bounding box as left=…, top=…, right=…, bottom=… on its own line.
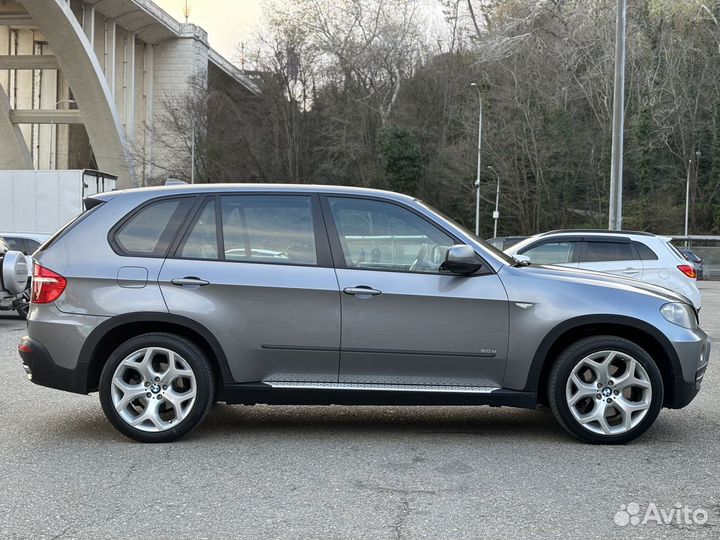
left=1, top=284, right=719, bottom=539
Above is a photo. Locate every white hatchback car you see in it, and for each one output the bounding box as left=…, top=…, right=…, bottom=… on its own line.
left=506, top=230, right=701, bottom=309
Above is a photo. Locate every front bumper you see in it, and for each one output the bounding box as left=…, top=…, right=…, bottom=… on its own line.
left=667, top=333, right=711, bottom=409
left=18, top=336, right=88, bottom=394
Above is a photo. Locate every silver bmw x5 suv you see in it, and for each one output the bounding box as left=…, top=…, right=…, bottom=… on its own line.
left=18, top=185, right=710, bottom=444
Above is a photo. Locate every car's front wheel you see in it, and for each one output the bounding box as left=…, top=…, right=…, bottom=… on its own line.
left=99, top=333, right=215, bottom=443
left=548, top=335, right=663, bottom=444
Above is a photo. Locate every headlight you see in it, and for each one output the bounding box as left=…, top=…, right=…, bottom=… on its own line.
left=660, top=302, right=697, bottom=329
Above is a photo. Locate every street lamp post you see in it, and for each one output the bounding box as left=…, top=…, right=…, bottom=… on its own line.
left=608, top=0, right=627, bottom=230
left=470, top=82, right=482, bottom=237
left=488, top=166, right=500, bottom=238
left=685, top=151, right=701, bottom=246
left=49, top=99, right=76, bottom=170
left=684, top=158, right=691, bottom=246
left=190, top=116, right=195, bottom=184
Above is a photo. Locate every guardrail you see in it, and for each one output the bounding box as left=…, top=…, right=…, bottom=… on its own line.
left=669, top=236, right=720, bottom=281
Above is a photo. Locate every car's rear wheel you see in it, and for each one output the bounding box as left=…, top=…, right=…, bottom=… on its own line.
left=548, top=335, right=663, bottom=444
left=99, top=333, right=215, bottom=443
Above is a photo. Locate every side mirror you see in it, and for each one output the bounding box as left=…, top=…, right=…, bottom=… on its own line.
left=441, top=244, right=484, bottom=275
left=513, top=253, right=530, bottom=263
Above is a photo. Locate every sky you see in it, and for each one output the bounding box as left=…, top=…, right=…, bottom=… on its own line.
left=154, top=0, right=263, bottom=62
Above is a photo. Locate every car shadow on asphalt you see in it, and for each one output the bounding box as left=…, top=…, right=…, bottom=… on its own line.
left=44, top=401, right=695, bottom=445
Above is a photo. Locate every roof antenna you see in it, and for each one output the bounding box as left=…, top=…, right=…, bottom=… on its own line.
left=183, top=0, right=191, bottom=23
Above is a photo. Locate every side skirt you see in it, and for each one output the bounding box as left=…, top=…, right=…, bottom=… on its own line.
left=222, top=382, right=537, bottom=408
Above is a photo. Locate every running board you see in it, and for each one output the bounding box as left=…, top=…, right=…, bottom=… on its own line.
left=222, top=382, right=537, bottom=408
left=266, top=382, right=500, bottom=393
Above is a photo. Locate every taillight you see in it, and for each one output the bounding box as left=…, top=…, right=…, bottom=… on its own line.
left=31, top=264, right=67, bottom=304
left=677, top=264, right=697, bottom=279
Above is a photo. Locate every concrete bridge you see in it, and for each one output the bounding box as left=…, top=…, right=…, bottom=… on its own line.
left=0, top=0, right=258, bottom=188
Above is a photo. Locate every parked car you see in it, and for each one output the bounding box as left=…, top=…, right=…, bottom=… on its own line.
left=0, top=232, right=51, bottom=319
left=19, top=186, right=709, bottom=444
left=506, top=230, right=701, bottom=310
left=486, top=236, right=528, bottom=251
left=678, top=247, right=704, bottom=281
left=0, top=236, right=29, bottom=318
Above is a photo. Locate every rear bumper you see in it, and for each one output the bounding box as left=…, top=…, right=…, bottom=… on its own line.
left=18, top=336, right=88, bottom=394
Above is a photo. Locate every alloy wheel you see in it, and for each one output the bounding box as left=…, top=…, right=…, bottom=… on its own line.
left=565, top=350, right=652, bottom=436
left=110, top=347, right=197, bottom=432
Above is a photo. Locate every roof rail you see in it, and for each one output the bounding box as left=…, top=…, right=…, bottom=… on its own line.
left=539, top=229, right=654, bottom=237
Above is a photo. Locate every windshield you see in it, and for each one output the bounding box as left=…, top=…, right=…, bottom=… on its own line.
left=416, top=200, right=517, bottom=265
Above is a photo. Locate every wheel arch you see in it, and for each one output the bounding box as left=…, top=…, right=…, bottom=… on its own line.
left=79, top=312, right=232, bottom=395
left=526, top=315, right=681, bottom=407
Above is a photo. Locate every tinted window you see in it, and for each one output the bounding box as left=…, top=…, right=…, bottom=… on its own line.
left=519, top=241, right=576, bottom=264
left=633, top=241, right=658, bottom=261
left=2, top=237, right=26, bottom=254
left=179, top=199, right=219, bottom=260
left=583, top=241, right=635, bottom=262
left=115, top=198, right=191, bottom=256
left=221, top=195, right=316, bottom=265
left=328, top=198, right=454, bottom=273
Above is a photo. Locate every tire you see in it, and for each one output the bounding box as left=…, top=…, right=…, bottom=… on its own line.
left=547, top=335, right=664, bottom=444
left=15, top=287, right=30, bottom=320
left=99, top=333, right=215, bottom=443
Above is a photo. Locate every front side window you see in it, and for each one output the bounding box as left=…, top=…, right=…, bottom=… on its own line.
left=114, top=198, right=192, bottom=256
left=221, top=195, right=317, bottom=265
left=519, top=241, right=576, bottom=264
left=328, top=197, right=454, bottom=273
left=583, top=241, right=635, bottom=262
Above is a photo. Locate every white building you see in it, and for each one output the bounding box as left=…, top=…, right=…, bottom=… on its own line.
left=0, top=0, right=258, bottom=188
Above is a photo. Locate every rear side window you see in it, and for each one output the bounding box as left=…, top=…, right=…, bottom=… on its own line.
left=633, top=241, right=658, bottom=261
left=24, top=239, right=41, bottom=254
left=519, top=241, right=577, bottom=264
left=221, top=195, right=317, bottom=265
left=583, top=241, right=635, bottom=262
left=2, top=237, right=26, bottom=254
left=179, top=199, right=219, bottom=260
left=114, top=198, right=193, bottom=257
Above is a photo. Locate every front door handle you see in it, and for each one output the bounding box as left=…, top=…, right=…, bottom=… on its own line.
left=171, top=277, right=210, bottom=287
left=343, top=286, right=382, bottom=296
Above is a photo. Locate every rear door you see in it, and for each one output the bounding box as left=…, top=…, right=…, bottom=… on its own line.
left=159, top=193, right=341, bottom=384
left=577, top=239, right=642, bottom=279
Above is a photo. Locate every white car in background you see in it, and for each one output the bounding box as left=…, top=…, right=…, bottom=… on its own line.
left=506, top=230, right=702, bottom=309
left=0, top=232, right=51, bottom=319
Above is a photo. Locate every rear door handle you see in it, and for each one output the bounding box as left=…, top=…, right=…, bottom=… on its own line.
left=343, top=286, right=382, bottom=296
left=621, top=268, right=640, bottom=275
left=171, top=277, right=210, bottom=287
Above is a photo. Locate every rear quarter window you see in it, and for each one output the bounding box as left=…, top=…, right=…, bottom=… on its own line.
left=632, top=241, right=659, bottom=261
left=112, top=198, right=194, bottom=257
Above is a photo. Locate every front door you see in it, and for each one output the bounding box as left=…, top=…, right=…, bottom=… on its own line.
left=323, top=196, right=508, bottom=387
left=159, top=193, right=341, bottom=384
